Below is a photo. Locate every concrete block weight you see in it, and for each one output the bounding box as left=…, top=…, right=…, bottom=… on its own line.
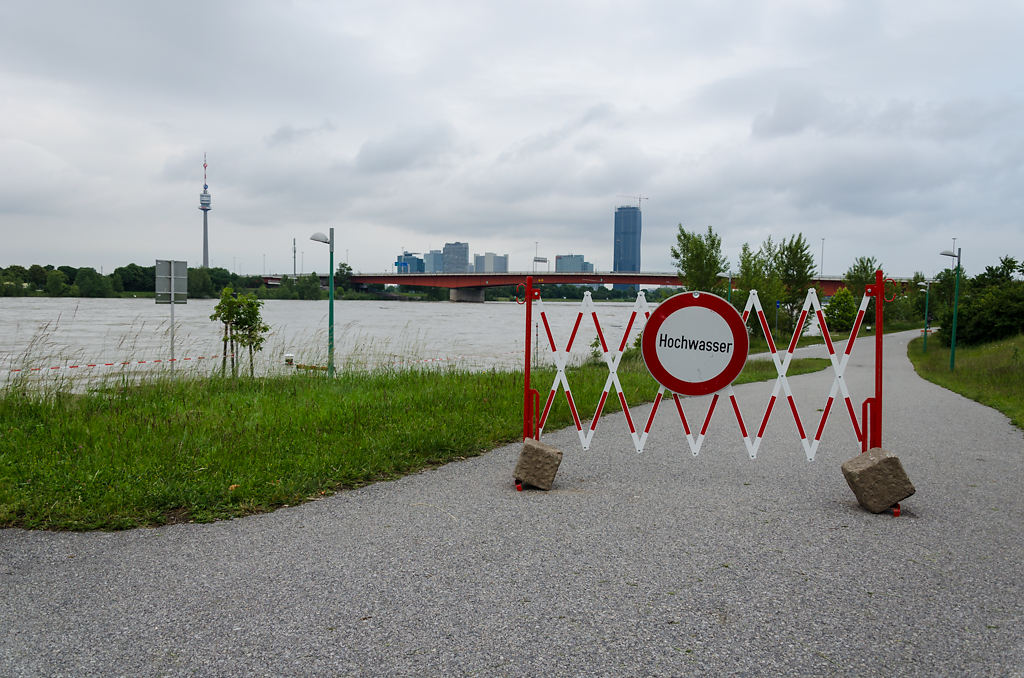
left=841, top=447, right=916, bottom=513
left=514, top=439, right=563, bottom=490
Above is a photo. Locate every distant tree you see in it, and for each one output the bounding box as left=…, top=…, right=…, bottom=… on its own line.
left=207, top=266, right=233, bottom=292
left=972, top=256, right=1019, bottom=290
left=271, top=276, right=300, bottom=300
left=823, top=287, right=857, bottom=334
left=334, top=262, right=353, bottom=291
left=27, top=265, right=48, bottom=288
left=670, top=224, right=728, bottom=294
left=844, top=256, right=879, bottom=301
left=733, top=239, right=784, bottom=335
left=4, top=265, right=28, bottom=283
left=109, top=271, right=124, bottom=293
left=187, top=267, right=215, bottom=298
left=45, top=270, right=67, bottom=297
left=57, top=266, right=78, bottom=285
left=113, top=263, right=151, bottom=292
left=296, top=273, right=323, bottom=300
left=75, top=267, right=114, bottom=297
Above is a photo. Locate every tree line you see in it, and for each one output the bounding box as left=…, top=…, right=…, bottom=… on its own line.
left=0, top=262, right=358, bottom=300
left=669, top=225, right=1023, bottom=346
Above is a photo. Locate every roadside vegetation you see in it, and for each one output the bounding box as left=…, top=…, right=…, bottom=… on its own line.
left=905, top=254, right=1024, bottom=430
left=908, top=334, right=1024, bottom=430
left=0, top=351, right=828, bottom=531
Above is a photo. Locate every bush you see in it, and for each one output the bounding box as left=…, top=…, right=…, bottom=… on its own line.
left=824, top=287, right=857, bottom=334
left=936, top=281, right=1024, bottom=346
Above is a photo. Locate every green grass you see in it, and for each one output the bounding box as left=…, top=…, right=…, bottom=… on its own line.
left=0, top=356, right=828, bottom=531
left=907, top=334, right=1024, bottom=430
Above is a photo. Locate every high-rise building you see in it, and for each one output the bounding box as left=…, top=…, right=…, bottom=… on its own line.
left=613, top=205, right=641, bottom=291
left=474, top=252, right=509, bottom=273
left=443, top=242, right=470, bottom=273
left=423, top=250, right=443, bottom=273
left=395, top=251, right=424, bottom=273
left=555, top=254, right=594, bottom=273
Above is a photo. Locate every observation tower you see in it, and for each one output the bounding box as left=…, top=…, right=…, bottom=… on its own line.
left=199, top=154, right=212, bottom=268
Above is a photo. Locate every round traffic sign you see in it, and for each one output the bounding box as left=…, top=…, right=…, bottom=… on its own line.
left=642, top=291, right=749, bottom=396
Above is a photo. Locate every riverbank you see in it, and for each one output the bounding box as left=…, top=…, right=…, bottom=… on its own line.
left=0, top=356, right=828, bottom=530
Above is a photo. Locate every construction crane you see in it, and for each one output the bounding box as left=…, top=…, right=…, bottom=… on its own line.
left=618, top=194, right=649, bottom=209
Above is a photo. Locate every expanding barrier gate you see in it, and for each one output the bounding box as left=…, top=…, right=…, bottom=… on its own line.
left=519, top=270, right=896, bottom=461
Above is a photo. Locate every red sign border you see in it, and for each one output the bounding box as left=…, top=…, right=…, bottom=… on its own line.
left=642, top=292, right=749, bottom=396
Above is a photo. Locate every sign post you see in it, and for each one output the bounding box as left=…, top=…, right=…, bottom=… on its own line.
left=156, top=260, right=188, bottom=366
left=642, top=291, right=748, bottom=397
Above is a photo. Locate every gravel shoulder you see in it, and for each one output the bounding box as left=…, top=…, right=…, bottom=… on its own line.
left=2, top=330, right=1022, bottom=677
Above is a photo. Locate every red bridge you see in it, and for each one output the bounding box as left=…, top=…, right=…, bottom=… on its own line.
left=266, top=272, right=850, bottom=302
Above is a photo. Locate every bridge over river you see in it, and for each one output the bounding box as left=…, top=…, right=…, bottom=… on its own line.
left=264, top=272, right=850, bottom=302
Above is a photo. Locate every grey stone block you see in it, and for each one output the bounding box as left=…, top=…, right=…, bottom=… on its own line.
left=841, top=447, right=915, bottom=513
left=514, top=439, right=563, bottom=490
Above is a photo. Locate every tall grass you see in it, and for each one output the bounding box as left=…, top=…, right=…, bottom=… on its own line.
left=0, top=355, right=828, bottom=531
left=907, top=334, right=1024, bottom=429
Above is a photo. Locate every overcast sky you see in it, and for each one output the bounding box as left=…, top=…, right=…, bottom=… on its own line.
left=2, top=1, right=1022, bottom=280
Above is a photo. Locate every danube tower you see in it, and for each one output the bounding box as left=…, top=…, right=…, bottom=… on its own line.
left=199, top=154, right=212, bottom=268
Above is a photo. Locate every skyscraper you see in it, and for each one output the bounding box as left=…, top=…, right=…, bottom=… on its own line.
left=613, top=205, right=641, bottom=291
left=442, top=242, right=470, bottom=273
left=423, top=250, right=443, bottom=273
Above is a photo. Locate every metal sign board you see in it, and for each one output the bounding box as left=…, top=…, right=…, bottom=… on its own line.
left=155, top=259, right=188, bottom=304
left=641, top=291, right=748, bottom=396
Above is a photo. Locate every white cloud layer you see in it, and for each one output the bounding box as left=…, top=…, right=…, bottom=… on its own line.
left=1, top=0, right=1022, bottom=279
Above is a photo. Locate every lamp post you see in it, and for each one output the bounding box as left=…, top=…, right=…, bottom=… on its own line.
left=311, top=228, right=335, bottom=377
left=917, top=280, right=931, bottom=353
left=718, top=269, right=732, bottom=303
left=940, top=247, right=961, bottom=371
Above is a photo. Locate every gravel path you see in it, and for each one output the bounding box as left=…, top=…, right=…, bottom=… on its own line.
left=2, top=330, right=1022, bottom=677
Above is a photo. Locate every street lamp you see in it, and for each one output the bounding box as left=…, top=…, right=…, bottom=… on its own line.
left=311, top=228, right=335, bottom=377
left=718, top=269, right=732, bottom=303
left=917, top=280, right=931, bottom=353
left=940, top=247, right=962, bottom=371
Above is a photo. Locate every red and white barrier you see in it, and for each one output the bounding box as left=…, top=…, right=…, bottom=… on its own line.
left=522, top=272, right=893, bottom=462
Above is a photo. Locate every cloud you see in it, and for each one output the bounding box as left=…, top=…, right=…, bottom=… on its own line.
left=354, top=123, right=459, bottom=173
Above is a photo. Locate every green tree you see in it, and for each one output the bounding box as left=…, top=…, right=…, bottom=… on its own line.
left=188, top=267, right=215, bottom=298
left=207, top=266, right=233, bottom=292
left=113, top=263, right=151, bottom=292
left=27, top=264, right=48, bottom=288
left=75, top=267, right=114, bottom=297
left=45, top=269, right=67, bottom=297
left=844, top=256, right=879, bottom=301
left=296, top=273, right=323, bottom=300
left=234, top=295, right=271, bottom=377
left=210, top=288, right=242, bottom=376
left=732, top=239, right=784, bottom=336
left=57, top=266, right=78, bottom=285
left=823, top=287, right=857, bottom=334
left=4, top=265, right=28, bottom=283
left=776, top=234, right=816, bottom=310
left=670, top=224, right=728, bottom=294
left=334, top=262, right=353, bottom=291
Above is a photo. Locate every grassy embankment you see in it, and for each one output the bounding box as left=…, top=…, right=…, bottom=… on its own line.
left=0, top=351, right=828, bottom=531
left=907, top=334, right=1024, bottom=430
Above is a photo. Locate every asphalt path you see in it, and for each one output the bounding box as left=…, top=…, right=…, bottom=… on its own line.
left=2, top=330, right=1022, bottom=677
